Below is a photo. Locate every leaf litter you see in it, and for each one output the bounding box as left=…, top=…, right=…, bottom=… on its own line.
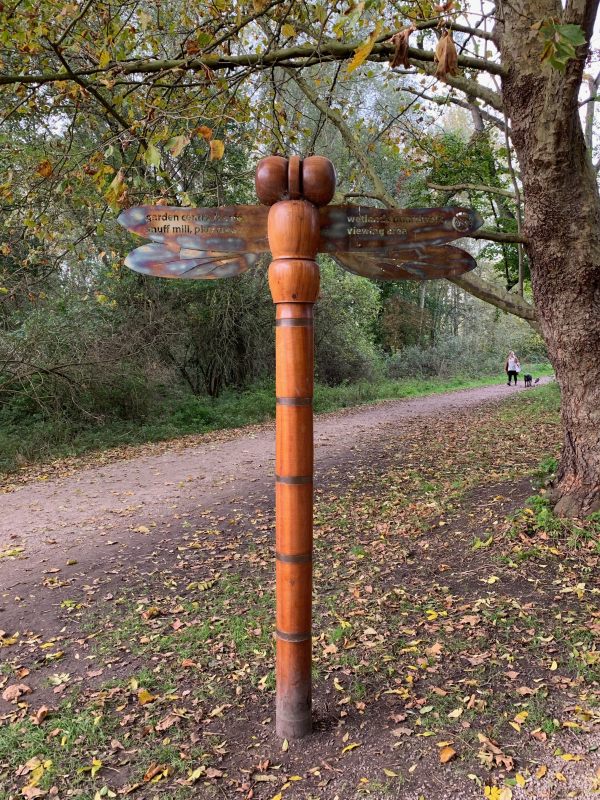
left=0, top=385, right=598, bottom=799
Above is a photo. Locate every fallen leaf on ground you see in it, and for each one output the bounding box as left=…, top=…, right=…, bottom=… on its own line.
left=440, top=746, right=457, bottom=763
left=2, top=683, right=32, bottom=702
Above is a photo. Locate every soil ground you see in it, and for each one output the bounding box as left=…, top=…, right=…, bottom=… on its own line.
left=0, top=379, right=598, bottom=800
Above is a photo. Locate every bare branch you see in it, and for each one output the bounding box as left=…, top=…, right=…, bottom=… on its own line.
left=413, top=19, right=496, bottom=41
left=402, top=86, right=510, bottom=134
left=343, top=192, right=389, bottom=204
left=412, top=60, right=504, bottom=110
left=290, top=71, right=397, bottom=207
left=470, top=229, right=526, bottom=244
left=428, top=182, right=516, bottom=198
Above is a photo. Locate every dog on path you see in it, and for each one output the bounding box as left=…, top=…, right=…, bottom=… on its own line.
left=524, top=374, right=533, bottom=387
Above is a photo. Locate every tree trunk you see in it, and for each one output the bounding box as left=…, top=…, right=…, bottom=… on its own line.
left=499, top=0, right=600, bottom=515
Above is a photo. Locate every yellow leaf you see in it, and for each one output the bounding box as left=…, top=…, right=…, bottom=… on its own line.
left=550, top=660, right=558, bottom=671
left=383, top=768, right=399, bottom=777
left=209, top=139, right=225, bottom=160
left=99, top=50, right=110, bottom=68
left=515, top=773, right=526, bottom=787
left=484, top=787, right=500, bottom=800
left=188, top=766, right=205, bottom=782
left=535, top=765, right=547, bottom=779
left=560, top=753, right=582, bottom=762
left=499, top=788, right=512, bottom=800
left=0, top=546, right=24, bottom=559
left=448, top=708, right=463, bottom=719
left=167, top=135, right=190, bottom=158
left=510, top=721, right=522, bottom=732
left=342, top=742, right=360, bottom=754
left=281, top=23, right=296, bottom=37
left=281, top=738, right=289, bottom=752
left=555, top=772, right=566, bottom=781
left=514, top=711, right=528, bottom=724
left=91, top=758, right=102, bottom=778
left=481, top=575, right=499, bottom=584
left=347, top=23, right=382, bottom=73
left=138, top=689, right=157, bottom=705
left=439, top=746, right=457, bottom=764
left=36, top=160, right=53, bottom=178
left=105, top=168, right=126, bottom=209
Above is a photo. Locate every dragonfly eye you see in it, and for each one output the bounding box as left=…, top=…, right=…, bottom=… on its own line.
left=255, top=155, right=335, bottom=207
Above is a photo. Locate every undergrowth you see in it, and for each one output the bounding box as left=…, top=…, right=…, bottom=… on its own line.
left=0, top=365, right=552, bottom=476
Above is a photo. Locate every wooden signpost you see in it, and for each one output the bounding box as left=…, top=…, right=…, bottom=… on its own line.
left=118, top=155, right=483, bottom=739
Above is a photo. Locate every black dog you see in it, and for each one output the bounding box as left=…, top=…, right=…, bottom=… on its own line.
left=524, top=374, right=533, bottom=387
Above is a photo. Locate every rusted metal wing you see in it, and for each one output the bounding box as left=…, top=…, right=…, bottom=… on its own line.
left=124, top=242, right=258, bottom=279
left=331, top=244, right=477, bottom=281
left=319, top=206, right=483, bottom=253
left=118, top=205, right=269, bottom=253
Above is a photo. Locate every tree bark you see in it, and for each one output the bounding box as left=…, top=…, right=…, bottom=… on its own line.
left=499, top=0, right=600, bottom=515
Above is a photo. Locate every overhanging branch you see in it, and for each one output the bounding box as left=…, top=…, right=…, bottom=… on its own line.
left=450, top=272, right=538, bottom=329
left=290, top=71, right=397, bottom=207
left=0, top=37, right=505, bottom=87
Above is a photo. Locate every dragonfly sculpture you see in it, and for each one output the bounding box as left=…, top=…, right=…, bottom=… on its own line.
left=118, top=155, right=483, bottom=742
left=118, top=185, right=483, bottom=282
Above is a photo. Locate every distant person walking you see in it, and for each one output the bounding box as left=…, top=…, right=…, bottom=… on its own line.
left=505, top=351, right=521, bottom=386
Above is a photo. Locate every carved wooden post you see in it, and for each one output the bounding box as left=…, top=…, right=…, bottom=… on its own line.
left=255, top=155, right=336, bottom=739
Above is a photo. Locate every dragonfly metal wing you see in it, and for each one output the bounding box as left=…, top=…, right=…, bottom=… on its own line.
left=118, top=205, right=269, bottom=254
left=331, top=244, right=477, bottom=281
left=124, top=242, right=259, bottom=279
left=319, top=206, right=483, bottom=253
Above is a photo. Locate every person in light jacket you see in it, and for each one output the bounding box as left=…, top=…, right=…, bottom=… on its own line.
left=505, top=351, right=521, bottom=386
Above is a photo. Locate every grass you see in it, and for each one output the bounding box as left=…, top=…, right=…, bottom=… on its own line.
left=0, top=699, right=119, bottom=796
left=0, top=363, right=553, bottom=476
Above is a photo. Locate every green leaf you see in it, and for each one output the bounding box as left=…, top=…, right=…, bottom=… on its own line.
left=558, top=24, right=586, bottom=45
left=144, top=142, right=161, bottom=168
left=538, top=20, right=586, bottom=71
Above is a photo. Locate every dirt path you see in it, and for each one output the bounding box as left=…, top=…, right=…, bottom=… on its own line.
left=0, top=381, right=546, bottom=600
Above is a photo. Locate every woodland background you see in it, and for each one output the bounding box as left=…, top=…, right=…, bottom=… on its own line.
left=0, top=108, right=547, bottom=473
